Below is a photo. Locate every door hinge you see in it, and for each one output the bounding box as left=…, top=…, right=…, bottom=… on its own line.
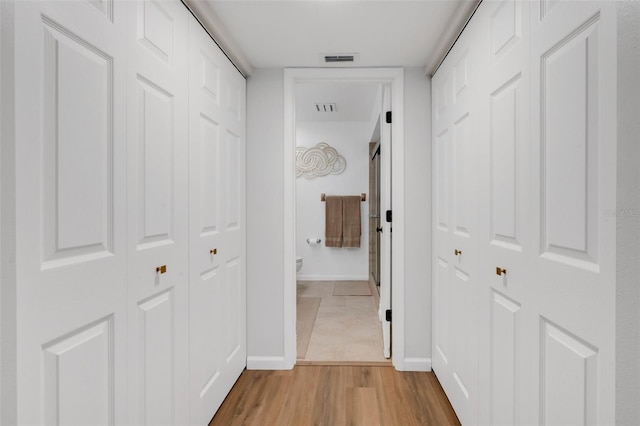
left=385, top=111, right=392, bottom=124
left=386, top=210, right=392, bottom=223
left=385, top=309, right=392, bottom=322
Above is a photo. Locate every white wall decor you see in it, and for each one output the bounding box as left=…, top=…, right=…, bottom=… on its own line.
left=295, top=142, right=346, bottom=178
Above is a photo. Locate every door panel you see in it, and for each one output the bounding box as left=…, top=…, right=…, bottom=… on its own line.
left=126, top=1, right=189, bottom=424
left=189, top=20, right=246, bottom=425
left=15, top=1, right=127, bottom=423
left=43, top=317, right=113, bottom=425
left=42, top=16, right=113, bottom=266
left=540, top=15, right=600, bottom=267
left=453, top=113, right=472, bottom=238
left=540, top=318, right=598, bottom=425
left=489, top=290, right=521, bottom=426
left=137, top=290, right=175, bottom=425
left=489, top=74, right=522, bottom=250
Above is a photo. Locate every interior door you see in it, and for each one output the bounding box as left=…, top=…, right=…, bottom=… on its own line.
left=14, top=1, right=128, bottom=423
left=125, top=1, right=189, bottom=424
left=527, top=1, right=616, bottom=423
left=188, top=19, right=247, bottom=425
left=476, top=1, right=530, bottom=424
left=379, top=85, right=392, bottom=359
left=431, top=20, right=481, bottom=425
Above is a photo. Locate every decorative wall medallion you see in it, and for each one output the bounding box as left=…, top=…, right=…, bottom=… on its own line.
left=296, top=142, right=347, bottom=179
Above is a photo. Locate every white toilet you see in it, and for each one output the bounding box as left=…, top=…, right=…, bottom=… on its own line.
left=296, top=256, right=303, bottom=272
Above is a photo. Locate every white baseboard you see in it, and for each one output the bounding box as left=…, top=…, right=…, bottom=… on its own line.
left=246, top=356, right=291, bottom=370
left=296, top=275, right=369, bottom=281
left=403, top=357, right=432, bottom=372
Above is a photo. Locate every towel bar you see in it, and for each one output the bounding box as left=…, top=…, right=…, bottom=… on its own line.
left=321, top=193, right=366, bottom=202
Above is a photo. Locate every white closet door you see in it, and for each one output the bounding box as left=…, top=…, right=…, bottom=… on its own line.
left=125, top=1, right=189, bottom=425
left=476, top=1, right=531, bottom=424
left=188, top=20, right=247, bottom=425
left=527, top=1, right=616, bottom=424
left=434, top=1, right=617, bottom=425
left=14, top=1, right=128, bottom=424
left=431, top=20, right=482, bottom=425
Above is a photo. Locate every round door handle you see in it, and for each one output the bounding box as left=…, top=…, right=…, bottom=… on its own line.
left=376, top=227, right=383, bottom=233
left=496, top=267, right=507, bottom=276
left=454, top=249, right=462, bottom=256
left=156, top=265, right=167, bottom=274
left=210, top=248, right=217, bottom=255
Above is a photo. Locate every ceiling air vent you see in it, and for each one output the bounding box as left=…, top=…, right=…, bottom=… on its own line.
left=314, top=103, right=337, bottom=113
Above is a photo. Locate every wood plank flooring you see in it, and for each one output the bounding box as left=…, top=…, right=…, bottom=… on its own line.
left=209, top=366, right=460, bottom=426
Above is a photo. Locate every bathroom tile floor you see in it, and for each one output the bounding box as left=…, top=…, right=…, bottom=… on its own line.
left=297, top=281, right=391, bottom=364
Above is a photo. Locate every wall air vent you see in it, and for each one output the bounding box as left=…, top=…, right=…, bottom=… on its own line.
left=324, top=55, right=354, bottom=63
left=314, top=103, right=337, bottom=113
left=322, top=53, right=359, bottom=64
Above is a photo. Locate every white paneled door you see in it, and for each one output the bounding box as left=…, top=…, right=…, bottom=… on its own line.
left=15, top=1, right=128, bottom=424
left=188, top=19, right=247, bottom=425
left=433, top=0, right=617, bottom=424
left=528, top=2, right=616, bottom=423
left=476, top=1, right=530, bottom=424
left=12, top=1, right=246, bottom=424
left=126, top=1, right=190, bottom=425
left=431, top=16, right=481, bottom=425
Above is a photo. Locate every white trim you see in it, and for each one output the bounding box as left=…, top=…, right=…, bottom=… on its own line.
left=182, top=0, right=253, bottom=77
left=403, top=358, right=432, bottom=372
left=283, top=70, right=297, bottom=370
left=246, top=356, right=289, bottom=371
left=424, top=0, right=481, bottom=77
left=296, top=275, right=369, bottom=281
left=284, top=67, right=405, bottom=370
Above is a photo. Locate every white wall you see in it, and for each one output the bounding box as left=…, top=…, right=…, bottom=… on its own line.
left=246, top=67, right=433, bottom=369
left=616, top=1, right=640, bottom=424
left=0, top=1, right=16, bottom=422
left=295, top=121, right=371, bottom=281
left=402, top=68, right=432, bottom=366
left=246, top=69, right=286, bottom=363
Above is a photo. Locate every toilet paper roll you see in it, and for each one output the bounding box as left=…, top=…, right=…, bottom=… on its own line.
left=306, top=238, right=322, bottom=244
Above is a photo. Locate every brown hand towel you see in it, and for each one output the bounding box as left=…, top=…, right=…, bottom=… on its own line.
left=342, top=195, right=361, bottom=248
left=325, top=196, right=343, bottom=247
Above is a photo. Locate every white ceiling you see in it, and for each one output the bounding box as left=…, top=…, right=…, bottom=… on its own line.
left=186, top=1, right=477, bottom=123
left=296, top=82, right=380, bottom=122
left=191, top=0, right=475, bottom=72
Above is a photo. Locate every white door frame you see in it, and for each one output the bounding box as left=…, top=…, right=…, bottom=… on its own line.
left=283, top=67, right=405, bottom=370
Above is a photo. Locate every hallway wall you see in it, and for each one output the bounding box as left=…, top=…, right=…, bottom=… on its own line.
left=616, top=1, right=640, bottom=424
left=403, top=68, right=432, bottom=364
left=246, top=67, right=433, bottom=369
left=246, top=69, right=286, bottom=361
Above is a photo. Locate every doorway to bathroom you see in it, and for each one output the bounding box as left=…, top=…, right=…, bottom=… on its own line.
left=294, top=81, right=386, bottom=364
left=282, top=68, right=405, bottom=369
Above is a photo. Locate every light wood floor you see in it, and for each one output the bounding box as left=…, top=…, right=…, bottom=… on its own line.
left=209, top=366, right=460, bottom=426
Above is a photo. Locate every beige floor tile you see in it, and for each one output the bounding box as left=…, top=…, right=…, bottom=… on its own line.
left=296, top=281, right=390, bottom=364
